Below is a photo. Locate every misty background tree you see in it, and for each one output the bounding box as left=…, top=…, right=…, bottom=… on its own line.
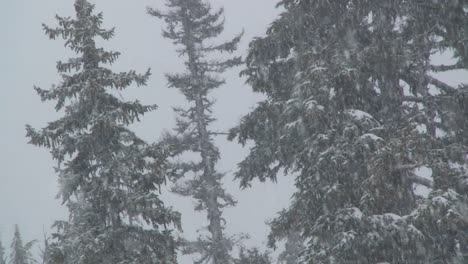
left=26, top=0, right=180, bottom=263
left=0, top=235, right=6, bottom=264
left=38, top=233, right=51, bottom=264
left=9, top=226, right=35, bottom=264
left=147, top=0, right=244, bottom=263
left=230, top=0, right=468, bottom=263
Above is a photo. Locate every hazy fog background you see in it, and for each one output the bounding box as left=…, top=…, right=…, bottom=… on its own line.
left=0, top=0, right=295, bottom=261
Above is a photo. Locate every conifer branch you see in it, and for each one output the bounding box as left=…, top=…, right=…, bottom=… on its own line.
left=430, top=62, right=465, bottom=72
left=426, top=75, right=457, bottom=94
left=408, top=173, right=434, bottom=188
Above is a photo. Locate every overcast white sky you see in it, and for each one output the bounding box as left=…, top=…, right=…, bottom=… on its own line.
left=0, top=0, right=296, bottom=262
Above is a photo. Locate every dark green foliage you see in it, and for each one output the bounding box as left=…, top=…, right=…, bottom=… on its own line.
left=231, top=0, right=468, bottom=263
left=26, top=1, right=180, bottom=263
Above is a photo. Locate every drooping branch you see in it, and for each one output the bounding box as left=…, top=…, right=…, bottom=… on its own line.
left=394, top=164, right=434, bottom=188
left=408, top=173, right=434, bottom=188
left=394, top=164, right=423, bottom=171
left=403, top=96, right=425, bottom=103
left=426, top=75, right=457, bottom=94
left=210, top=131, right=230, bottom=136
left=400, top=73, right=458, bottom=96
left=430, top=62, right=465, bottom=72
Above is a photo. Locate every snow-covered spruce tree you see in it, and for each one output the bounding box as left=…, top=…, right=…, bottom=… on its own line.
left=147, top=1, right=242, bottom=263
left=9, top=226, right=35, bottom=264
left=26, top=1, right=180, bottom=263
left=0, top=236, right=7, bottom=264
left=230, top=0, right=468, bottom=263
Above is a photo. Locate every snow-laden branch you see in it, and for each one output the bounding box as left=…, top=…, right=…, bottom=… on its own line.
left=403, top=96, right=425, bottom=103
left=430, top=62, right=465, bottom=72
left=394, top=164, right=423, bottom=171
left=210, top=131, right=229, bottom=136
left=408, top=173, right=434, bottom=188
left=426, top=75, right=457, bottom=94
left=393, top=164, right=434, bottom=188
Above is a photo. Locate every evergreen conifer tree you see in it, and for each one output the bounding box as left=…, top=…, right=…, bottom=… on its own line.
left=230, top=0, right=468, bottom=263
left=39, top=234, right=50, bottom=264
left=9, top=226, right=35, bottom=264
left=26, top=1, right=180, bottom=263
left=148, top=1, right=242, bottom=263
left=0, top=236, right=7, bottom=264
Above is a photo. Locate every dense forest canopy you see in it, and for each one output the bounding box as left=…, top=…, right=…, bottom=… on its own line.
left=231, top=0, right=468, bottom=263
